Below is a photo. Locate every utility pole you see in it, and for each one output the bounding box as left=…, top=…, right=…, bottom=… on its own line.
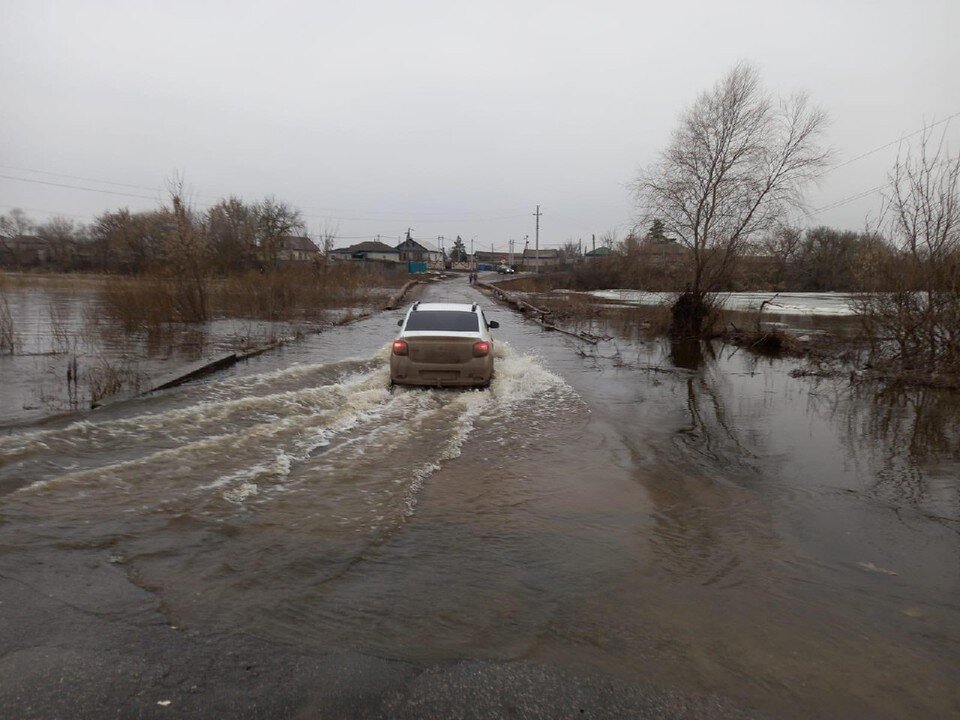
left=508, top=239, right=515, bottom=268
left=533, top=205, right=542, bottom=274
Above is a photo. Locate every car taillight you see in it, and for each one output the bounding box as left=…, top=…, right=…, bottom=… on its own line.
left=473, top=340, right=491, bottom=357
left=392, top=339, right=408, bottom=356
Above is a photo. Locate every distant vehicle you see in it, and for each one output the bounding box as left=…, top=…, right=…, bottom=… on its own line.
left=496, top=265, right=515, bottom=274
left=390, top=302, right=499, bottom=388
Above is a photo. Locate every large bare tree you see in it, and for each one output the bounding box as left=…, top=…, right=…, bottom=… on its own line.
left=635, top=63, right=829, bottom=334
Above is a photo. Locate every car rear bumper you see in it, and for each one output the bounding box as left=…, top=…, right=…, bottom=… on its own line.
left=390, top=355, right=493, bottom=387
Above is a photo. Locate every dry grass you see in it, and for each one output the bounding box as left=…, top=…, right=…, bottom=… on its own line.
left=0, top=273, right=19, bottom=354
left=213, top=262, right=403, bottom=321
left=496, top=274, right=567, bottom=294
left=98, top=275, right=178, bottom=332
left=46, top=301, right=75, bottom=354
left=524, top=292, right=603, bottom=324
left=95, top=261, right=405, bottom=330
left=0, top=271, right=112, bottom=290
left=509, top=287, right=677, bottom=344
left=86, top=356, right=144, bottom=405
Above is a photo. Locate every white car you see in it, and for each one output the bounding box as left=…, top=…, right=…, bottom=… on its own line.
left=390, top=302, right=499, bottom=388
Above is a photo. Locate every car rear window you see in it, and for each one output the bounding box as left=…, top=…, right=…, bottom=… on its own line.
left=405, top=310, right=479, bottom=332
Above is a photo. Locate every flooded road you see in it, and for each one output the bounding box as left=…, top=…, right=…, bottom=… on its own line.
left=1, top=275, right=958, bottom=718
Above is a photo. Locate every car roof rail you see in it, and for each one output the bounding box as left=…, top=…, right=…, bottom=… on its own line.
left=412, top=301, right=421, bottom=311
left=471, top=303, right=477, bottom=312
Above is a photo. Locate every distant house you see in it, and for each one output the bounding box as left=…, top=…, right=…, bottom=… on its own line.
left=521, top=248, right=559, bottom=270
left=330, top=241, right=401, bottom=262
left=584, top=246, right=614, bottom=262
left=396, top=238, right=444, bottom=264
left=276, top=235, right=320, bottom=262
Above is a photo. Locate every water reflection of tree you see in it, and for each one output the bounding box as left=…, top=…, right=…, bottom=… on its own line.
left=837, top=385, right=960, bottom=512
left=672, top=339, right=755, bottom=471
left=640, top=338, right=769, bottom=584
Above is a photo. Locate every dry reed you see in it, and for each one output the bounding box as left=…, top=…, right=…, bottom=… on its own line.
left=0, top=273, right=19, bottom=354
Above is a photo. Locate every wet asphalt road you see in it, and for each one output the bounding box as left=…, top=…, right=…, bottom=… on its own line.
left=0, top=275, right=764, bottom=720
left=1, top=557, right=759, bottom=719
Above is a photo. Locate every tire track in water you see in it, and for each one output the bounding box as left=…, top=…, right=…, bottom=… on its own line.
left=0, top=354, right=392, bottom=483
left=2, top=342, right=579, bottom=528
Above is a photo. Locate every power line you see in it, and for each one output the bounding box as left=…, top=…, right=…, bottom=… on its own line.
left=802, top=184, right=886, bottom=217
left=0, top=163, right=530, bottom=220
left=0, top=172, right=533, bottom=224
left=0, top=164, right=168, bottom=194
left=0, top=173, right=166, bottom=202
left=827, top=112, right=960, bottom=174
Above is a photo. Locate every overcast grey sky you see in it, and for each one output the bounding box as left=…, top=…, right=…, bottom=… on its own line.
left=2, top=0, right=958, bottom=250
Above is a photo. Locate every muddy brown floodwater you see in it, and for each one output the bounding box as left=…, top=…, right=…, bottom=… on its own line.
left=1, top=274, right=958, bottom=719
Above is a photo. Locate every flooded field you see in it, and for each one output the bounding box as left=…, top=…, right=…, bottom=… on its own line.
left=585, top=289, right=856, bottom=316
left=0, top=274, right=375, bottom=426
left=530, top=288, right=863, bottom=336
left=1, top=274, right=958, bottom=718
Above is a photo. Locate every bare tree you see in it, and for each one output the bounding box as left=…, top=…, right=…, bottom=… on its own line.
left=315, top=222, right=338, bottom=259
left=598, top=229, right=618, bottom=249
left=635, top=63, right=829, bottom=334
left=858, top=126, right=960, bottom=378
left=206, top=197, right=257, bottom=273
left=761, top=225, right=802, bottom=288
left=36, top=216, right=76, bottom=270
left=256, top=197, right=304, bottom=269
left=559, top=240, right=580, bottom=265
left=165, top=178, right=210, bottom=321
left=0, top=208, right=34, bottom=260
left=0, top=208, right=33, bottom=238
left=92, top=207, right=174, bottom=272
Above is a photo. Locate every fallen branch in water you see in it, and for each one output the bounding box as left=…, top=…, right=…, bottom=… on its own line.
left=477, top=280, right=600, bottom=345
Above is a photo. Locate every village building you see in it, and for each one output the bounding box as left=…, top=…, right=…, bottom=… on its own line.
left=521, top=248, right=560, bottom=270
left=330, top=241, right=401, bottom=262
left=396, top=237, right=444, bottom=264
left=276, top=235, right=320, bottom=262
left=584, top=246, right=614, bottom=262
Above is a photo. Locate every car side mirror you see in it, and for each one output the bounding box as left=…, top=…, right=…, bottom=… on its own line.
left=397, top=319, right=403, bottom=326
left=488, top=320, right=499, bottom=329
